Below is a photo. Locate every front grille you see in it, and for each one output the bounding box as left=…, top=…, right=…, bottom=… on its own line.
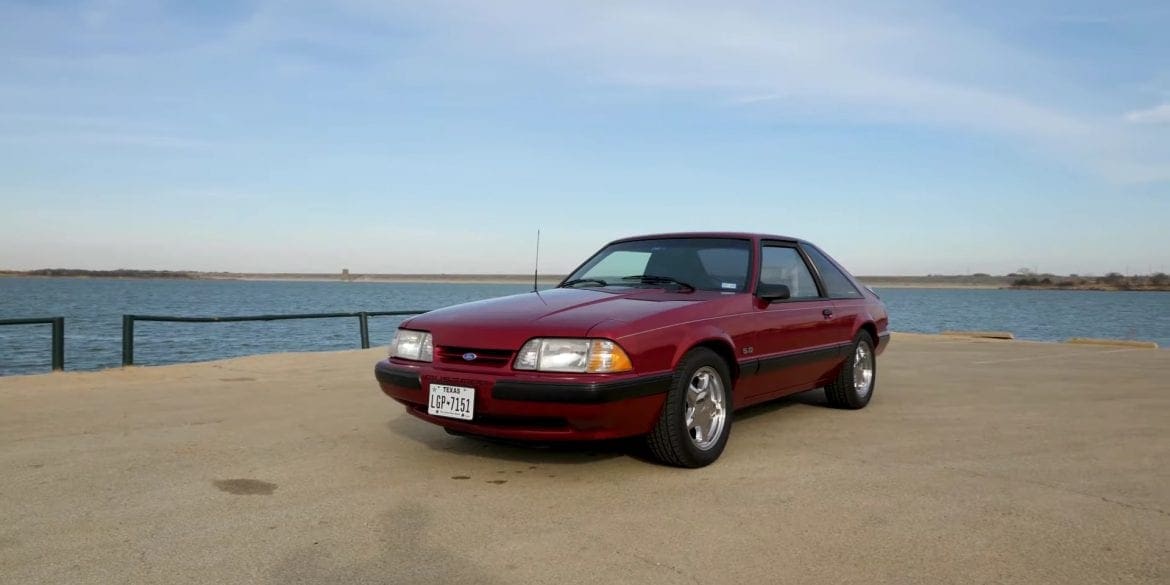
left=436, top=346, right=514, bottom=368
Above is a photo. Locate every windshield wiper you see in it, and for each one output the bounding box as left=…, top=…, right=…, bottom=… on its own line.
left=620, top=275, right=696, bottom=291
left=559, top=278, right=608, bottom=288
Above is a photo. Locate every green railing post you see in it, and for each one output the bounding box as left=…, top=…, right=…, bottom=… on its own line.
left=0, top=317, right=67, bottom=373
left=51, top=317, right=65, bottom=371
left=358, top=312, right=370, bottom=349
left=122, top=315, right=135, bottom=367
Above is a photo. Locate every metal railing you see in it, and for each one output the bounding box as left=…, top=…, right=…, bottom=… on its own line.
left=121, top=311, right=428, bottom=366
left=0, top=317, right=65, bottom=371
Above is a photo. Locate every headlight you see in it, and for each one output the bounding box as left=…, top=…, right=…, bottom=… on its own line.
left=390, top=329, right=433, bottom=362
left=513, top=338, right=633, bottom=373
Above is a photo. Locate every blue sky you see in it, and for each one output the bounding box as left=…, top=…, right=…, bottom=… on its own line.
left=1, top=0, right=1167, bottom=275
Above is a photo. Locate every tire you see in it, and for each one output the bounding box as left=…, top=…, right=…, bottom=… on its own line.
left=824, top=331, right=877, bottom=409
left=645, top=347, right=733, bottom=468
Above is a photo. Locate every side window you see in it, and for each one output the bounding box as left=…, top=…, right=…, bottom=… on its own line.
left=803, top=245, right=863, bottom=299
left=759, top=246, right=820, bottom=299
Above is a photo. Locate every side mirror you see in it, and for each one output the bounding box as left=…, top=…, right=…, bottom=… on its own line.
left=756, top=283, right=791, bottom=303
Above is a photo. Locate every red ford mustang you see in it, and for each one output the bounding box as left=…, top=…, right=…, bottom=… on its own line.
left=375, top=232, right=889, bottom=467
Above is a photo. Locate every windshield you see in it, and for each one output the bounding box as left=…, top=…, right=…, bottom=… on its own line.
left=563, top=238, right=752, bottom=293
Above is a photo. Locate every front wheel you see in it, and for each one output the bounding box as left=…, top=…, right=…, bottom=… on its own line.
left=645, top=348, right=733, bottom=468
left=824, top=332, right=877, bottom=409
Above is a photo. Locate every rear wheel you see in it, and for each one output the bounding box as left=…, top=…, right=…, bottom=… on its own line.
left=824, top=332, right=876, bottom=409
left=645, top=348, right=732, bottom=467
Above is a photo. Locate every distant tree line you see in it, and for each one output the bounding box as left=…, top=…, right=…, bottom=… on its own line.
left=1011, top=272, right=1169, bottom=290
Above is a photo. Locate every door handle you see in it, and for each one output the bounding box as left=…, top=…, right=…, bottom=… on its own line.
left=822, top=309, right=834, bottom=318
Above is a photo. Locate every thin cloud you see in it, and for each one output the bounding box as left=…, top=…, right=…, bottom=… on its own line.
left=0, top=113, right=213, bottom=150
left=1124, top=103, right=1170, bottom=125
left=342, top=0, right=1169, bottom=184
left=0, top=131, right=211, bottom=150
left=4, top=1, right=1167, bottom=183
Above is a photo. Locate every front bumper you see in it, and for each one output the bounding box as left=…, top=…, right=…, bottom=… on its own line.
left=374, top=360, right=671, bottom=440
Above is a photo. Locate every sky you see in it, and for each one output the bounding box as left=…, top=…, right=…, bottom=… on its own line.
left=0, top=0, right=1168, bottom=276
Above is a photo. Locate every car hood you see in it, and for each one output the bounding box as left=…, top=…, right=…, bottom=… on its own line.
left=403, top=288, right=710, bottom=349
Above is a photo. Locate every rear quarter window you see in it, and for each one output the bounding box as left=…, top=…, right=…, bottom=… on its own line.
left=802, top=245, right=863, bottom=299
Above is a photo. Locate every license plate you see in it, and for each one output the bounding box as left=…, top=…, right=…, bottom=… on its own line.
left=427, top=384, right=475, bottom=420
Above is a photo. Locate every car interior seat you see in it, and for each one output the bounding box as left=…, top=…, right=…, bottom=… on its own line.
left=761, top=257, right=816, bottom=297
left=644, top=248, right=712, bottom=289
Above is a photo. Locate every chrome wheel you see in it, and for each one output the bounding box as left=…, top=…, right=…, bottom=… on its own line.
left=853, top=342, right=874, bottom=398
left=685, top=366, right=727, bottom=451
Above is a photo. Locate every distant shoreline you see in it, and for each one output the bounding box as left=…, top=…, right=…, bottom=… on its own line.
left=214, top=274, right=564, bottom=285
left=2, top=271, right=1167, bottom=291
left=0, top=270, right=563, bottom=286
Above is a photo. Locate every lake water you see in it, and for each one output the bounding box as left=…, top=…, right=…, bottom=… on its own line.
left=1, top=278, right=1167, bottom=375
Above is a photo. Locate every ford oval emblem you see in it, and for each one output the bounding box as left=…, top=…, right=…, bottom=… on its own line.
left=462, top=352, right=478, bottom=361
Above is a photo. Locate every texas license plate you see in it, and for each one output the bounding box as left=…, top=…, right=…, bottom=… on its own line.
left=427, top=384, right=475, bottom=420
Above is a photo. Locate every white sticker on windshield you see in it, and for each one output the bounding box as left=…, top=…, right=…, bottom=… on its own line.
left=721, top=282, right=737, bottom=290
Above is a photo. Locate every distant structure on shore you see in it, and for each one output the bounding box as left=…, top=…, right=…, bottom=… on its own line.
left=341, top=268, right=352, bottom=282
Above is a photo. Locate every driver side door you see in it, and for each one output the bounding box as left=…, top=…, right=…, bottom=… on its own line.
left=744, top=242, right=846, bottom=400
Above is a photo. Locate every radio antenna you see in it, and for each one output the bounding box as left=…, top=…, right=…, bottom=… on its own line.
left=533, top=229, right=541, bottom=292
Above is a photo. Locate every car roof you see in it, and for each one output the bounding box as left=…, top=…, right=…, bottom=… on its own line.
left=608, top=232, right=802, bottom=245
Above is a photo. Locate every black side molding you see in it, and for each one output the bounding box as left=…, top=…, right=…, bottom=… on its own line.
left=374, top=361, right=421, bottom=390
left=493, top=373, right=674, bottom=404
left=742, top=342, right=851, bottom=375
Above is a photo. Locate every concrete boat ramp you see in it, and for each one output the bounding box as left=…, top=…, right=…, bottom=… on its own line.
left=1, top=334, right=1166, bottom=584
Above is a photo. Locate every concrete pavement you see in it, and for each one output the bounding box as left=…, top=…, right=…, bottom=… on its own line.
left=1, top=334, right=1166, bottom=584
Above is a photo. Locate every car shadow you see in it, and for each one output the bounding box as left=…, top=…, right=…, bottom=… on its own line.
left=733, top=388, right=828, bottom=423
left=383, top=388, right=832, bottom=467
left=386, top=415, right=630, bottom=465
